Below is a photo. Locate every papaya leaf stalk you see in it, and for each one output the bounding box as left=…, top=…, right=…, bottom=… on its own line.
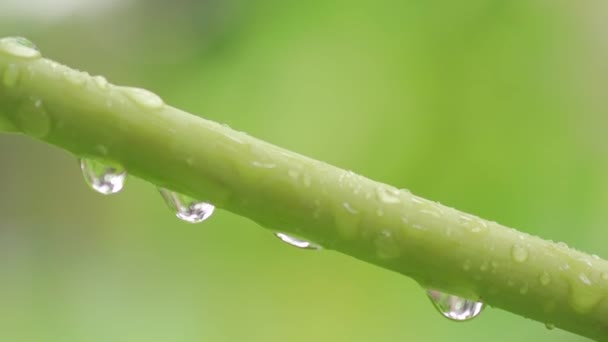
left=1, top=37, right=607, bottom=341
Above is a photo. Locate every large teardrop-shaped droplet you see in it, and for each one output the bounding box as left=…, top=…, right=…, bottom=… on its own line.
left=275, top=232, right=321, bottom=250
left=80, top=158, right=127, bottom=195
left=158, top=188, right=215, bottom=223
left=0, top=37, right=40, bottom=59
left=426, top=289, right=484, bottom=321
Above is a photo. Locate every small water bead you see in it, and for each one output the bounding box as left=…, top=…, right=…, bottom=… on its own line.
left=579, top=273, right=592, bottom=286
left=251, top=161, right=276, bottom=169
left=3, top=64, right=19, bottom=88
left=158, top=188, right=214, bottom=223
left=511, top=244, right=528, bottom=263
left=375, top=230, right=401, bottom=259
left=80, top=158, right=127, bottom=195
left=15, top=98, right=51, bottom=138
left=63, top=69, right=86, bottom=87
left=342, top=202, right=358, bottom=214
left=120, top=86, right=164, bottom=109
left=0, top=37, right=40, bottom=59
left=545, top=323, right=555, bottom=330
left=275, top=233, right=321, bottom=250
left=375, top=187, right=401, bottom=204
left=427, top=290, right=485, bottom=321
left=539, top=272, right=551, bottom=286
left=92, top=75, right=108, bottom=90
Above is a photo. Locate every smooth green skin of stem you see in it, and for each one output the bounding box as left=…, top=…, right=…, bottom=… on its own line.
left=2, top=47, right=608, bottom=341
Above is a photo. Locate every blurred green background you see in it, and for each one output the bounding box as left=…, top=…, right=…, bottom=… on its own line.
left=0, top=0, right=605, bottom=341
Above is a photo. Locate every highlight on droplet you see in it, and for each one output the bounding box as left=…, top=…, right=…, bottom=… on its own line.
left=80, top=158, right=127, bottom=195
left=426, top=289, right=484, bottom=321
left=158, top=188, right=215, bottom=223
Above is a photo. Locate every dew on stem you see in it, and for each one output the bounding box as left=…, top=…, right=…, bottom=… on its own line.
left=0, top=37, right=40, bottom=59
left=158, top=188, right=215, bottom=223
left=80, top=158, right=127, bottom=195
left=427, top=289, right=484, bottom=321
left=275, top=232, right=321, bottom=250
left=120, top=86, right=164, bottom=110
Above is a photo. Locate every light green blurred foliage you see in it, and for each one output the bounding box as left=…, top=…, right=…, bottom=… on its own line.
left=0, top=0, right=604, bottom=340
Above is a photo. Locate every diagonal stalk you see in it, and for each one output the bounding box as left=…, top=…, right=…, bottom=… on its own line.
left=1, top=37, right=607, bottom=341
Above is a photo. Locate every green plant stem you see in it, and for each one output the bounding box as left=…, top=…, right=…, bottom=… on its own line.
left=1, top=47, right=608, bottom=341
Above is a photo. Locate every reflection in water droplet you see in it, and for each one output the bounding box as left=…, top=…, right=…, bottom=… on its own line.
left=158, top=188, right=215, bottom=223
left=15, top=98, right=51, bottom=138
left=80, top=158, right=126, bottom=195
left=0, top=37, right=40, bottom=59
left=3, top=64, right=20, bottom=88
left=427, top=289, right=484, bottom=321
left=275, top=233, right=321, bottom=250
left=511, top=244, right=528, bottom=263
left=120, top=86, right=164, bottom=109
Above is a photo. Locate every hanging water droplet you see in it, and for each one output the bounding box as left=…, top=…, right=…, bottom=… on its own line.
left=427, top=289, right=484, bottom=321
left=545, top=323, right=555, bottom=330
left=0, top=37, right=40, bottom=59
left=120, top=86, right=164, bottom=109
left=3, top=64, right=20, bottom=88
left=511, top=244, right=528, bottom=263
left=275, top=232, right=321, bottom=250
left=15, top=98, right=51, bottom=138
left=80, top=158, right=127, bottom=195
left=158, top=188, right=215, bottom=223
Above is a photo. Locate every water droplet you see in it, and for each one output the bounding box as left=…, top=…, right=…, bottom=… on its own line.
left=375, top=230, right=401, bottom=259
left=288, top=169, right=299, bottom=179
left=342, top=202, right=358, bottom=214
left=302, top=174, right=312, bottom=187
left=80, top=158, right=126, bottom=195
left=158, top=188, right=215, bottom=223
left=63, top=69, right=86, bottom=87
left=15, top=98, right=51, bottom=138
left=251, top=161, right=276, bottom=169
left=275, top=233, right=320, bottom=250
left=420, top=209, right=440, bottom=218
left=3, top=64, right=19, bottom=88
left=375, top=187, right=401, bottom=204
left=120, top=86, right=164, bottom=109
left=479, top=261, right=489, bottom=272
left=0, top=37, right=40, bottom=59
left=511, top=244, right=528, bottom=263
left=427, top=290, right=484, bottom=321
left=539, top=272, right=551, bottom=286
left=579, top=273, right=592, bottom=286
left=92, top=75, right=108, bottom=90
left=545, top=323, right=555, bottom=330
